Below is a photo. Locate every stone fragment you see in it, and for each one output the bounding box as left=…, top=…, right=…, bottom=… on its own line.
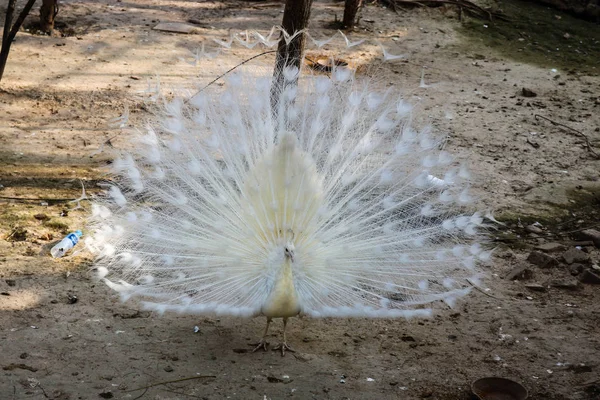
left=525, top=224, right=544, bottom=234
left=527, top=251, right=558, bottom=268
left=521, top=88, right=537, bottom=97
left=569, top=263, right=585, bottom=276
left=549, top=279, right=579, bottom=290
left=153, top=22, right=198, bottom=34
left=535, top=242, right=566, bottom=253
left=505, top=264, right=532, bottom=280
left=34, top=213, right=49, bottom=221
left=580, top=270, right=600, bottom=284
left=562, top=248, right=590, bottom=264
left=578, top=229, right=600, bottom=248
left=524, top=284, right=547, bottom=292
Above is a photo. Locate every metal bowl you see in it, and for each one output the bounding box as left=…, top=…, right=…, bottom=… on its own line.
left=471, top=377, right=528, bottom=400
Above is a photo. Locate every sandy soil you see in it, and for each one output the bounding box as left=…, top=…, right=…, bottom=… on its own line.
left=1, top=0, right=599, bottom=399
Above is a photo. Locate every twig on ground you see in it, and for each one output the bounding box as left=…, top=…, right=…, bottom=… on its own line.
left=466, top=278, right=501, bottom=299
left=132, top=388, right=149, bottom=400
left=534, top=114, right=599, bottom=159
left=159, top=387, right=204, bottom=399
left=125, top=375, right=217, bottom=393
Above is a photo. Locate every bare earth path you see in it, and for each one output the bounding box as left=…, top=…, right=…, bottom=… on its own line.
left=1, top=1, right=599, bottom=399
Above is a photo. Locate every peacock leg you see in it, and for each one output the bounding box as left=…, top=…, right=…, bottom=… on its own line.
left=251, top=317, right=272, bottom=352
left=273, top=317, right=295, bottom=356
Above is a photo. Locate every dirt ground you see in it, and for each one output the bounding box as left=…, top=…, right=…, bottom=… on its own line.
left=1, top=0, right=600, bottom=399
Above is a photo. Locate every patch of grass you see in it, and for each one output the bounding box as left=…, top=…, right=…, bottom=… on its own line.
left=458, top=0, right=600, bottom=74
left=0, top=212, right=25, bottom=225
left=43, top=219, right=70, bottom=234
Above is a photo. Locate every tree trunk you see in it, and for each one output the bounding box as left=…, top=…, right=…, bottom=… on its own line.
left=0, top=0, right=38, bottom=82
left=39, top=0, right=58, bottom=33
left=343, top=0, right=363, bottom=29
left=270, top=0, right=314, bottom=121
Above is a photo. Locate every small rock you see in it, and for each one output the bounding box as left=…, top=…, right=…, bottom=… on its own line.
left=578, top=229, right=600, bottom=248
left=525, top=224, right=544, bottom=234
left=232, top=348, right=248, bottom=353
left=562, top=248, right=590, bottom=264
left=67, top=294, right=78, bottom=304
left=505, top=264, right=532, bottom=280
left=153, top=22, right=198, bottom=34
left=570, top=263, right=585, bottom=276
left=39, top=233, right=53, bottom=241
left=34, top=213, right=50, bottom=221
left=6, top=227, right=27, bottom=242
left=521, top=88, right=537, bottom=97
left=580, top=270, right=600, bottom=284
left=572, top=241, right=594, bottom=248
left=98, top=392, right=113, bottom=399
left=5, top=279, right=16, bottom=287
left=164, top=365, right=173, bottom=372
left=525, top=284, right=547, bottom=292
left=549, top=279, right=579, bottom=290
left=535, top=242, right=566, bottom=253
left=527, top=251, right=558, bottom=268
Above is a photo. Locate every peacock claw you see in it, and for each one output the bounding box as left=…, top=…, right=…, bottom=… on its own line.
left=273, top=342, right=295, bottom=356
left=251, top=339, right=269, bottom=352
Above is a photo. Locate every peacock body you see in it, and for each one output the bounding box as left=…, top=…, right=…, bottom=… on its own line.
left=88, top=33, right=490, bottom=354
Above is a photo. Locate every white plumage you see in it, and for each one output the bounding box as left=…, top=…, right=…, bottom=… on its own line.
left=88, top=37, right=489, bottom=354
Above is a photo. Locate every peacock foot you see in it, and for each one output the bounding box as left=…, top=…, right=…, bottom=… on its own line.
left=273, top=342, right=295, bottom=357
left=251, top=338, right=269, bottom=352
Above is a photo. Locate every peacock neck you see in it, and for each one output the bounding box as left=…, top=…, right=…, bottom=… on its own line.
left=261, top=252, right=301, bottom=318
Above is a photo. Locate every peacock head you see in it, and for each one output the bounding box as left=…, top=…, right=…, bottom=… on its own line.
left=284, top=242, right=295, bottom=262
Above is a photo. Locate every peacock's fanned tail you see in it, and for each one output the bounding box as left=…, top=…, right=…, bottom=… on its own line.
left=88, top=57, right=489, bottom=319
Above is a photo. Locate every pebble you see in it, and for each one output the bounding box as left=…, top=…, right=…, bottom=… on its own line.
left=562, top=248, right=590, bottom=264
left=525, top=284, right=547, bottom=292
left=527, top=251, right=559, bottom=268
left=521, top=88, right=537, bottom=97
left=525, top=224, right=544, bottom=234
left=33, top=213, right=50, bottom=221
